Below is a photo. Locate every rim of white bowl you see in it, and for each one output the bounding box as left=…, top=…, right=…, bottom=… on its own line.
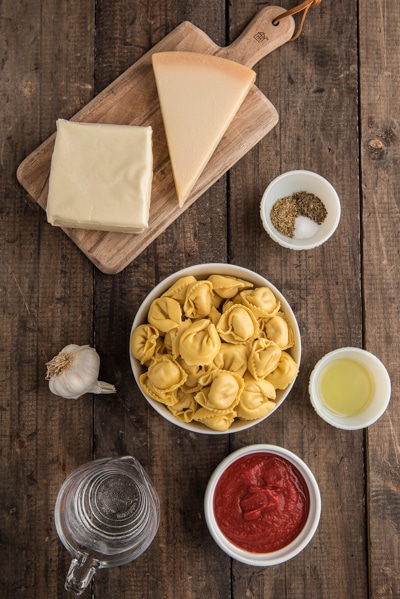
left=260, top=170, right=341, bottom=250
left=309, top=347, right=391, bottom=430
left=130, top=263, right=301, bottom=435
left=204, top=444, right=321, bottom=565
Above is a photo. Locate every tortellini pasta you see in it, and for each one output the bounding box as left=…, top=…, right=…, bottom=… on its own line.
left=247, top=338, right=282, bottom=380
left=237, top=286, right=280, bottom=318
left=207, top=274, right=253, bottom=299
left=195, top=370, right=244, bottom=413
left=183, top=280, right=213, bottom=319
left=130, top=324, right=160, bottom=365
left=139, top=354, right=187, bottom=406
left=131, top=273, right=299, bottom=431
left=216, top=304, right=259, bottom=344
left=192, top=408, right=237, bottom=432
left=211, top=343, right=249, bottom=377
left=145, top=354, right=187, bottom=394
left=236, top=374, right=276, bottom=420
left=162, top=276, right=197, bottom=303
left=139, top=375, right=179, bottom=406
left=167, top=391, right=198, bottom=423
left=266, top=351, right=299, bottom=389
left=259, top=312, right=294, bottom=350
left=147, top=297, right=183, bottom=333
left=178, top=319, right=221, bottom=366
left=177, top=358, right=203, bottom=393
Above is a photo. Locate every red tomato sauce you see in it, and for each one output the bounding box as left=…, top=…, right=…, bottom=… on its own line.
left=213, top=452, right=310, bottom=553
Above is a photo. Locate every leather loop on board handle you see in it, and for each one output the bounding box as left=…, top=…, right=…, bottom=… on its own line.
left=273, top=0, right=322, bottom=42
left=214, top=6, right=295, bottom=68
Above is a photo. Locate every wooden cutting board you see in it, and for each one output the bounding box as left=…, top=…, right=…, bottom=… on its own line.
left=16, top=7, right=294, bottom=274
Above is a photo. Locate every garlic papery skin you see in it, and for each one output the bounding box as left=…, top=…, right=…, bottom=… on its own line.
left=46, top=344, right=117, bottom=399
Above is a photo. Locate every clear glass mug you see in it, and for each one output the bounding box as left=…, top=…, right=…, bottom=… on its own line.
left=54, top=456, right=160, bottom=595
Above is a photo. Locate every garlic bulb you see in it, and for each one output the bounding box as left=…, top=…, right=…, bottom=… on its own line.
left=46, top=344, right=116, bottom=399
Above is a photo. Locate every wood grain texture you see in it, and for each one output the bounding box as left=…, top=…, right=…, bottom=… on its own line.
left=359, top=2, right=400, bottom=597
left=228, top=0, right=368, bottom=597
left=16, top=8, right=294, bottom=274
left=91, top=1, right=233, bottom=597
left=0, top=1, right=96, bottom=598
left=2, top=0, right=399, bottom=598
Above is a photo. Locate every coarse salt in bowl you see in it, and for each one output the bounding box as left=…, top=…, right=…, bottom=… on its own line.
left=204, top=444, right=321, bottom=565
left=129, top=263, right=301, bottom=435
left=260, top=170, right=341, bottom=250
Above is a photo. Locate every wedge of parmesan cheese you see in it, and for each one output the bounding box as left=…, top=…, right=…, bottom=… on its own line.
left=46, top=119, right=153, bottom=234
left=152, top=52, right=256, bottom=207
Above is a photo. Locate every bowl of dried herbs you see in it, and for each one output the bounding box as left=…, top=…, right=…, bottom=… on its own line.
left=260, top=170, right=341, bottom=250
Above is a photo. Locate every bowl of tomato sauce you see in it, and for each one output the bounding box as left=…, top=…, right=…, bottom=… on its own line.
left=204, top=444, right=321, bottom=565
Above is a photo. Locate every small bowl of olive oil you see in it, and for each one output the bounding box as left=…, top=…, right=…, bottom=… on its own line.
left=309, top=347, right=391, bottom=430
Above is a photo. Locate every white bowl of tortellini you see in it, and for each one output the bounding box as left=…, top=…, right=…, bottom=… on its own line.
left=130, top=264, right=301, bottom=434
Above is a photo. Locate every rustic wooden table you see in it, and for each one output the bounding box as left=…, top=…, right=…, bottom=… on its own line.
left=1, top=1, right=399, bottom=598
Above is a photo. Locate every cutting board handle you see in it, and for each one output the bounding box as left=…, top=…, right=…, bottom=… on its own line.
left=215, top=6, right=295, bottom=68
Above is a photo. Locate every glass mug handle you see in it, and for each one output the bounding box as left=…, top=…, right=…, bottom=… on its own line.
left=65, top=554, right=100, bottom=595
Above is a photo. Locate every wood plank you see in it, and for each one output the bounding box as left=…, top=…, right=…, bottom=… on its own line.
left=2, top=0, right=399, bottom=597
left=16, top=7, right=294, bottom=274
left=91, top=2, right=232, bottom=597
left=0, top=0, right=96, bottom=597
left=228, top=0, right=368, bottom=597
left=359, top=2, right=400, bottom=597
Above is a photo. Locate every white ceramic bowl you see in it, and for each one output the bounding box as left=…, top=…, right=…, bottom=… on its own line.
left=260, top=170, right=341, bottom=250
left=130, top=263, right=301, bottom=435
left=309, top=347, right=391, bottom=430
left=204, top=444, right=321, bottom=565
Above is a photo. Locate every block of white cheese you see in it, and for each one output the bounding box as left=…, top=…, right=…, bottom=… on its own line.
left=46, top=119, right=153, bottom=234
left=152, top=52, right=256, bottom=207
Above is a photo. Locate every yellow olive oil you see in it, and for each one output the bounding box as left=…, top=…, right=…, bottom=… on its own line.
left=318, top=358, right=374, bottom=417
